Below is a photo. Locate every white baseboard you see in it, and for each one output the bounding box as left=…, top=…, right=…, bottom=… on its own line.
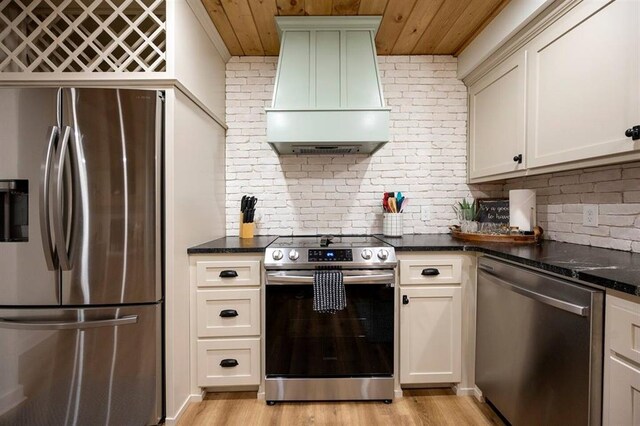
left=473, top=386, right=484, bottom=402
left=164, top=391, right=205, bottom=426
left=0, top=385, right=25, bottom=415
left=452, top=385, right=476, bottom=396
left=394, top=389, right=404, bottom=398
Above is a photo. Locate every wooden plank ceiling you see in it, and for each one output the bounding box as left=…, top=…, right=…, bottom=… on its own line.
left=201, top=0, right=510, bottom=56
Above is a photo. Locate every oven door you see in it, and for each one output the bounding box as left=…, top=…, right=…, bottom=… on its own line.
left=265, top=270, right=394, bottom=378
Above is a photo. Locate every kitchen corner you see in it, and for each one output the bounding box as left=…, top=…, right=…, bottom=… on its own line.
left=2, top=0, right=639, bottom=425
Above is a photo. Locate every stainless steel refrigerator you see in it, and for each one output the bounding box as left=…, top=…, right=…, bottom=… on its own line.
left=0, top=88, right=163, bottom=425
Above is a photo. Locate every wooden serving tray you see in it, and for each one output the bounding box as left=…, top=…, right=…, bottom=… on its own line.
left=450, top=226, right=543, bottom=244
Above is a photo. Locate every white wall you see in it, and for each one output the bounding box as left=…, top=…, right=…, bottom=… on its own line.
left=174, top=0, right=227, bottom=120
left=164, top=88, right=226, bottom=423
left=165, top=3, right=228, bottom=422
left=224, top=56, right=503, bottom=236
left=504, top=162, right=640, bottom=252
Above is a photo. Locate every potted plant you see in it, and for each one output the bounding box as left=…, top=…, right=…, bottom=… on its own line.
left=453, top=199, right=478, bottom=232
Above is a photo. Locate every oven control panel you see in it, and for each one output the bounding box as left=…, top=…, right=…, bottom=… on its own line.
left=265, top=247, right=397, bottom=269
left=308, top=249, right=353, bottom=262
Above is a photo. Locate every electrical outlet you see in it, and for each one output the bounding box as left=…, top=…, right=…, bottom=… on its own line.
left=421, top=206, right=430, bottom=222
left=583, top=204, right=599, bottom=227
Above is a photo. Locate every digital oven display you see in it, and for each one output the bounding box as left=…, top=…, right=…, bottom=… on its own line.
left=308, top=249, right=353, bottom=262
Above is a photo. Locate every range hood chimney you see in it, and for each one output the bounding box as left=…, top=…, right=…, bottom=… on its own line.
left=266, top=16, right=390, bottom=155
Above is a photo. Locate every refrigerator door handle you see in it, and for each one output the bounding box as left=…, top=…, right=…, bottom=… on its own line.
left=52, top=126, right=73, bottom=270
left=0, top=315, right=138, bottom=330
left=40, top=126, right=59, bottom=270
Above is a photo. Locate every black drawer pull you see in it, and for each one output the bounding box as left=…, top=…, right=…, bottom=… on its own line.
left=421, top=268, right=440, bottom=276
left=402, top=295, right=409, bottom=305
left=625, top=125, right=640, bottom=140
left=219, top=309, right=238, bottom=318
left=219, top=270, right=238, bottom=278
left=220, top=359, right=238, bottom=368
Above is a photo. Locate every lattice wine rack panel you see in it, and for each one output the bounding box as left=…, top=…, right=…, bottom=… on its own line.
left=0, top=0, right=166, bottom=72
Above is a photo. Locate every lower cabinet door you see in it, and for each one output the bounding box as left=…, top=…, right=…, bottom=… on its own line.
left=605, top=356, right=640, bottom=426
left=400, top=286, right=461, bottom=384
left=197, top=338, right=261, bottom=387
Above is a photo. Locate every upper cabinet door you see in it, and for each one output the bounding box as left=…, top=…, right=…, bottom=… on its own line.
left=526, top=0, right=640, bottom=169
left=469, top=50, right=527, bottom=180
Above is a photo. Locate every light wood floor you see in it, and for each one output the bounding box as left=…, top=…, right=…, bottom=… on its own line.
left=177, top=389, right=505, bottom=426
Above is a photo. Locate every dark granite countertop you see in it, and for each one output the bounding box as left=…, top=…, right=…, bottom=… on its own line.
left=187, top=236, right=278, bottom=254
left=187, top=234, right=640, bottom=296
left=375, top=234, right=640, bottom=296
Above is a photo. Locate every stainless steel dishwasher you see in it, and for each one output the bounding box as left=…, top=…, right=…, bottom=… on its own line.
left=476, top=257, right=604, bottom=426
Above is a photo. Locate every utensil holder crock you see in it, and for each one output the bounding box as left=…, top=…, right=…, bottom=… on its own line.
left=383, top=213, right=403, bottom=237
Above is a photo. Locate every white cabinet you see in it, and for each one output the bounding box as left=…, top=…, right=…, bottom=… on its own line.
left=606, top=356, right=640, bottom=426
left=469, top=50, right=527, bottom=179
left=603, top=293, right=640, bottom=425
left=196, top=260, right=261, bottom=288
left=466, top=0, right=640, bottom=182
left=398, top=255, right=463, bottom=385
left=400, top=286, right=462, bottom=384
left=196, top=288, right=260, bottom=338
left=191, top=255, right=262, bottom=388
left=526, top=0, right=640, bottom=169
left=196, top=338, right=261, bottom=387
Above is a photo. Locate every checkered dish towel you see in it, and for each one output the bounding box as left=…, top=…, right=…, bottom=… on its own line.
left=313, top=270, right=346, bottom=313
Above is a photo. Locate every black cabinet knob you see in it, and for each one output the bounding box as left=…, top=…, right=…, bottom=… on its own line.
left=421, top=268, right=440, bottom=276
left=513, top=154, right=523, bottom=164
left=402, top=295, right=409, bottom=305
left=220, top=359, right=239, bottom=368
left=625, top=125, right=640, bottom=140
left=219, top=309, right=238, bottom=318
left=219, top=270, right=238, bottom=278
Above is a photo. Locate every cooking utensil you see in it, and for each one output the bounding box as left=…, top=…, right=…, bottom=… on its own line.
left=399, top=197, right=409, bottom=212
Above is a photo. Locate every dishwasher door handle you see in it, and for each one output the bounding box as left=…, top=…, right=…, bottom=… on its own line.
left=478, top=269, right=590, bottom=317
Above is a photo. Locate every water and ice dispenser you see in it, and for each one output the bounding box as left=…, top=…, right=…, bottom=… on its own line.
left=0, top=180, right=28, bottom=242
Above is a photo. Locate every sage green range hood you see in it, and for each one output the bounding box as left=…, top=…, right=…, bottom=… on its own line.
left=266, top=16, right=390, bottom=155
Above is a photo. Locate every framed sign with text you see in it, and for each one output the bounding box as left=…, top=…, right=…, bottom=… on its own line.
left=476, top=198, right=509, bottom=224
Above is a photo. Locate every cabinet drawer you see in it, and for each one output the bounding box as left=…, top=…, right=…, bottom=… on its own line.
left=399, top=258, right=462, bottom=285
left=196, top=260, right=261, bottom=288
left=197, top=338, right=260, bottom=387
left=196, top=289, right=260, bottom=338
left=607, top=296, right=640, bottom=365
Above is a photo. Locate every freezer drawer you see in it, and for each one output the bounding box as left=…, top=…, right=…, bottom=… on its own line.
left=0, top=304, right=162, bottom=426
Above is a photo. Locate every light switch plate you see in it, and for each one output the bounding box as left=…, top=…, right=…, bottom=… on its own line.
left=583, top=204, right=598, bottom=227
left=421, top=206, right=430, bottom=222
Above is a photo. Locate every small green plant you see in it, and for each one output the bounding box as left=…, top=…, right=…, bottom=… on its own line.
left=453, top=198, right=477, bottom=221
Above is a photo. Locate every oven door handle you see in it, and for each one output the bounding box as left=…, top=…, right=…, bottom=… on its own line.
left=266, top=272, right=395, bottom=285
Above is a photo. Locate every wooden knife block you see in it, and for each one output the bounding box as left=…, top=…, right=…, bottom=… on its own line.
left=239, top=213, right=254, bottom=239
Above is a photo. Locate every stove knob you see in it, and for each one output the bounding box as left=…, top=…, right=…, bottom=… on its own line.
left=288, top=249, right=299, bottom=261
left=272, top=250, right=283, bottom=261
left=377, top=249, right=389, bottom=260
left=361, top=249, right=373, bottom=260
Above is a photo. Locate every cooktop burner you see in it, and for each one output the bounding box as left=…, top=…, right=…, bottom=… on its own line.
left=269, top=235, right=391, bottom=249
left=264, top=235, right=396, bottom=269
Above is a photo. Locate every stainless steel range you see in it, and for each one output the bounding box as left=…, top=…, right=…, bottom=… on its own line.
left=264, top=235, right=397, bottom=404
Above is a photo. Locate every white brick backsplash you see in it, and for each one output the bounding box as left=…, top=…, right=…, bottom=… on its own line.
left=225, top=56, right=501, bottom=236
left=503, top=162, right=640, bottom=253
